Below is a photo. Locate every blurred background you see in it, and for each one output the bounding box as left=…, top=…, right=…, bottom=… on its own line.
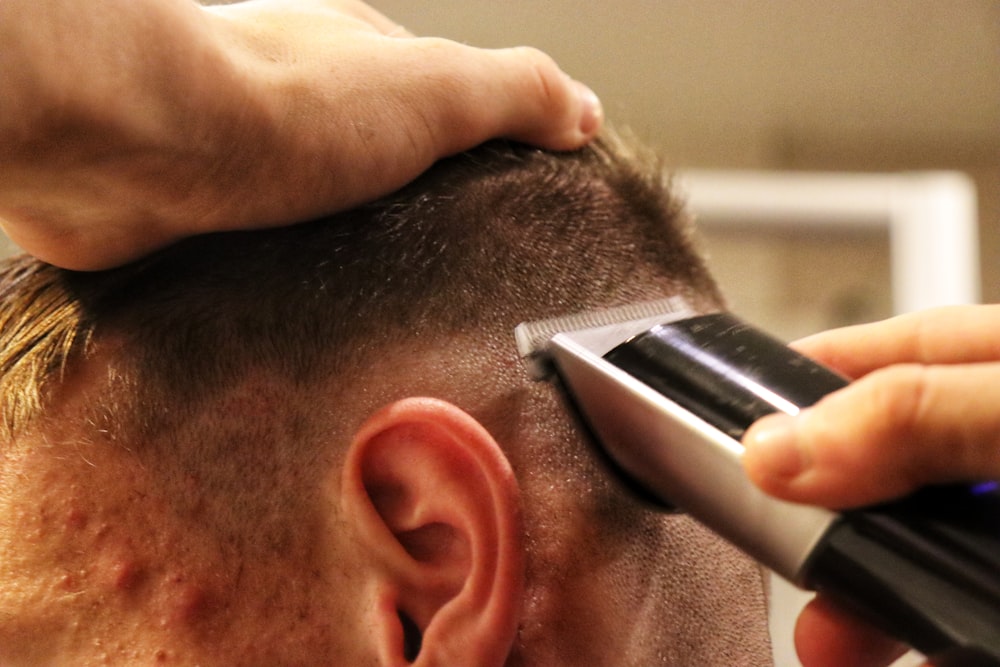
left=1, top=1, right=995, bottom=336
left=363, top=2, right=997, bottom=665
left=365, top=0, right=998, bottom=342
left=1, top=1, right=997, bottom=664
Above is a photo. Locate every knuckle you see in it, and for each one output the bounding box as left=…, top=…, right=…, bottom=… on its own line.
left=840, top=365, right=930, bottom=479
left=866, top=364, right=969, bottom=483
left=509, top=46, right=569, bottom=113
left=872, top=364, right=931, bottom=440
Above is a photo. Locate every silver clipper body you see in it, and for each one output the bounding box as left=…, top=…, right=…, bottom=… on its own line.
left=516, top=298, right=1000, bottom=666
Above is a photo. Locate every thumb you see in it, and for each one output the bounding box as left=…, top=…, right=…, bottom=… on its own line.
left=402, top=40, right=603, bottom=153
left=483, top=46, right=604, bottom=150
left=742, top=362, right=1000, bottom=508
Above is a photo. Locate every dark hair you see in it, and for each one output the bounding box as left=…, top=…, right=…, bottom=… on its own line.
left=1, top=133, right=721, bottom=439
left=0, top=132, right=730, bottom=598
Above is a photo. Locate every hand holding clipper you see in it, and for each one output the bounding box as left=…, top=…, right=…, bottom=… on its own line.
left=516, top=299, right=1000, bottom=667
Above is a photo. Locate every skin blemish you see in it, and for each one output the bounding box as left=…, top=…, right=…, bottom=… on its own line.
left=110, top=559, right=144, bottom=592
left=65, top=508, right=89, bottom=532
left=80, top=531, right=149, bottom=597
left=158, top=572, right=217, bottom=628
left=95, top=523, right=112, bottom=540
left=176, top=587, right=208, bottom=623
left=59, top=571, right=81, bottom=593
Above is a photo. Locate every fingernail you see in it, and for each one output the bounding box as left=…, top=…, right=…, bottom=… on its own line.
left=743, top=413, right=807, bottom=480
left=574, top=80, right=603, bottom=136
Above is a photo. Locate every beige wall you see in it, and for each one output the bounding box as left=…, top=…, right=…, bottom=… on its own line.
left=371, top=0, right=999, bottom=324
left=3, top=4, right=993, bottom=666
left=5, top=1, right=997, bottom=318
left=0, top=234, right=17, bottom=259
left=365, top=4, right=996, bottom=665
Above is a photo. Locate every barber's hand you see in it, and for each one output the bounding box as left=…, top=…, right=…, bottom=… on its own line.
left=742, top=304, right=1000, bottom=667
left=0, top=0, right=602, bottom=270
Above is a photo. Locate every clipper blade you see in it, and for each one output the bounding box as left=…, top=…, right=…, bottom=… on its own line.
left=514, top=296, right=697, bottom=380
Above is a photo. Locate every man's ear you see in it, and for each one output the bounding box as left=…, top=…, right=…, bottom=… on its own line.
left=341, top=397, right=523, bottom=667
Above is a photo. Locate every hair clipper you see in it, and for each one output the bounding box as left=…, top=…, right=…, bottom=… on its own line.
left=515, top=298, right=1000, bottom=667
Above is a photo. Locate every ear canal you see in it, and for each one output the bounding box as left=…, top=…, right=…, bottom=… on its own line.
left=342, top=397, right=524, bottom=667
left=399, top=610, right=422, bottom=662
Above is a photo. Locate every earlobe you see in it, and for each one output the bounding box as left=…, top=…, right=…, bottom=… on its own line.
left=341, top=397, right=523, bottom=667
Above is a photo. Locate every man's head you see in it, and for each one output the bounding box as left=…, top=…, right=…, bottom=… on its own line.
left=0, top=136, right=772, bottom=665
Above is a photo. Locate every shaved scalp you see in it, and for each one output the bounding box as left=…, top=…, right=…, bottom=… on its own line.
left=0, top=133, right=720, bottom=440
left=0, top=129, right=726, bottom=584
left=0, top=134, right=773, bottom=665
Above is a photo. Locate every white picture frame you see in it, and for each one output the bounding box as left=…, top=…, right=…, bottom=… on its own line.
left=679, top=169, right=980, bottom=667
left=679, top=169, right=981, bottom=314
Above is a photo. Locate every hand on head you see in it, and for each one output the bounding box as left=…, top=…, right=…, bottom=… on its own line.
left=0, top=0, right=602, bottom=270
left=0, top=136, right=772, bottom=666
left=743, top=304, right=1000, bottom=667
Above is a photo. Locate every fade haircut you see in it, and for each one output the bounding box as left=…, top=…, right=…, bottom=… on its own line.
left=0, top=135, right=772, bottom=664
left=0, top=133, right=722, bottom=444
left=0, top=134, right=732, bottom=640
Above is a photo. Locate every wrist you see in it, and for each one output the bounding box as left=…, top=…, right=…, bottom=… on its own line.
left=0, top=0, right=259, bottom=267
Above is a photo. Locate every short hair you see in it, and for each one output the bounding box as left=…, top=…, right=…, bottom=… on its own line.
left=1, top=133, right=722, bottom=443
left=0, top=135, right=751, bottom=660
left=5, top=133, right=728, bottom=552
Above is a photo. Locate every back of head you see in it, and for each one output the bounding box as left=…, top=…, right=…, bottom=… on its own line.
left=1, top=132, right=725, bottom=539
left=46, top=133, right=720, bottom=397
left=0, top=135, right=771, bottom=665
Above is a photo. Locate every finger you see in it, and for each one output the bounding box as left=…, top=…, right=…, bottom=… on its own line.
left=394, top=38, right=603, bottom=153
left=794, top=595, right=907, bottom=667
left=743, top=362, right=1000, bottom=507
left=792, top=305, right=1000, bottom=379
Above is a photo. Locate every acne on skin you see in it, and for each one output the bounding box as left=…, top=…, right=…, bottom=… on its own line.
left=4, top=450, right=220, bottom=647
left=0, top=351, right=233, bottom=658
left=0, top=383, right=260, bottom=661
left=0, top=418, right=366, bottom=664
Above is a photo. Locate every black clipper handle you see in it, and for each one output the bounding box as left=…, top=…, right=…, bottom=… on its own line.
left=605, top=312, right=1000, bottom=666
left=810, top=487, right=1000, bottom=667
